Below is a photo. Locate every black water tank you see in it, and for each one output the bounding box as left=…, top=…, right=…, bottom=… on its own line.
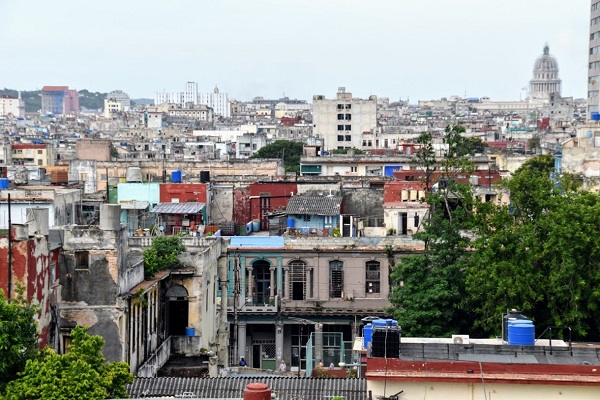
left=200, top=170, right=211, bottom=183
left=371, top=327, right=400, bottom=358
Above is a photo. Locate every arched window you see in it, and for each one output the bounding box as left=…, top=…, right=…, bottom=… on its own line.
left=366, top=261, right=381, bottom=294
left=288, top=260, right=306, bottom=300
left=329, top=260, right=344, bottom=298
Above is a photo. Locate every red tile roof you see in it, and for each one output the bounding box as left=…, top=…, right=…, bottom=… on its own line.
left=41, top=86, right=69, bottom=91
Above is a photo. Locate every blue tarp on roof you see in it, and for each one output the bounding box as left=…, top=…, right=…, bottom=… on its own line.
left=230, top=236, right=284, bottom=248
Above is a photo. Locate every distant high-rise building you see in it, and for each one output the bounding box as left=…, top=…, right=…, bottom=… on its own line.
left=184, top=82, right=198, bottom=105
left=199, top=85, right=230, bottom=118
left=106, top=90, right=131, bottom=110
left=529, top=44, right=561, bottom=100
left=589, top=0, right=600, bottom=118
left=313, top=87, right=377, bottom=151
left=41, top=86, right=79, bottom=114
left=156, top=83, right=230, bottom=118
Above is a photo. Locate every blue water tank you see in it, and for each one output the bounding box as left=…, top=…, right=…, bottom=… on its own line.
left=0, top=178, right=8, bottom=189
left=372, top=319, right=388, bottom=328
left=592, top=112, right=600, bottom=121
left=185, top=327, right=195, bottom=336
left=508, top=320, right=535, bottom=345
left=171, top=170, right=182, bottom=183
left=252, top=220, right=260, bottom=232
left=363, top=323, right=373, bottom=349
left=287, top=217, right=295, bottom=228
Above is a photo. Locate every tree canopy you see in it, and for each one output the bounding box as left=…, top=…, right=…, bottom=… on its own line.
left=143, top=235, right=185, bottom=279
left=387, top=127, right=477, bottom=337
left=466, top=156, right=600, bottom=339
left=3, top=326, right=134, bottom=400
left=0, top=289, right=39, bottom=393
left=250, top=140, right=304, bottom=173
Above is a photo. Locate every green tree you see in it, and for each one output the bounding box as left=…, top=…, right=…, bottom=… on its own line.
left=143, top=235, right=185, bottom=279
left=331, top=147, right=364, bottom=155
left=3, top=326, right=133, bottom=400
left=387, top=127, right=476, bottom=336
left=250, top=140, right=304, bottom=173
left=0, top=288, right=39, bottom=393
left=466, top=155, right=600, bottom=340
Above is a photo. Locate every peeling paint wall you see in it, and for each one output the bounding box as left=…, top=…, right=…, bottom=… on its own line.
left=0, top=233, right=59, bottom=349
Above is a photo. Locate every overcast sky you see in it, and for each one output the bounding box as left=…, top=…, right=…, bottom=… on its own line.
left=0, top=0, right=590, bottom=102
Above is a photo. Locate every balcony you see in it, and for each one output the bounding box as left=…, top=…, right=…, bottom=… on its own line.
left=280, top=298, right=389, bottom=316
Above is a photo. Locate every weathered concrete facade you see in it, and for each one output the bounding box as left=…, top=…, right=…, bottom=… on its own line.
left=0, top=225, right=60, bottom=348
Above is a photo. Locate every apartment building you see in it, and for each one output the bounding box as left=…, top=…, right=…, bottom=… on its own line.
left=41, top=86, right=79, bottom=114
left=313, top=87, right=377, bottom=151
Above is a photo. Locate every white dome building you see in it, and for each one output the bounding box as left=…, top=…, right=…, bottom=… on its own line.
left=529, top=44, right=562, bottom=100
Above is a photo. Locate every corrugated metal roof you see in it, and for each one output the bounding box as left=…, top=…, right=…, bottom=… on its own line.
left=127, top=377, right=365, bottom=400
left=120, top=201, right=150, bottom=210
left=151, top=202, right=205, bottom=214
left=285, top=196, right=342, bottom=216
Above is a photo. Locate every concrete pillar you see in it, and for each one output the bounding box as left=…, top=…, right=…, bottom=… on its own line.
left=306, top=268, right=312, bottom=299
left=283, top=268, right=288, bottom=299
left=246, top=266, right=254, bottom=301
left=217, top=256, right=230, bottom=368
left=238, top=322, right=247, bottom=361
left=269, top=267, right=275, bottom=298
left=275, top=323, right=284, bottom=365
left=315, top=323, right=323, bottom=366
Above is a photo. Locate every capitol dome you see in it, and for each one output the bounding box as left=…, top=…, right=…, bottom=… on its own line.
left=529, top=44, right=561, bottom=100
left=533, top=45, right=559, bottom=75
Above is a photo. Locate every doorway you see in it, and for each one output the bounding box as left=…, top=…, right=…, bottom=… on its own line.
left=166, top=285, right=189, bottom=336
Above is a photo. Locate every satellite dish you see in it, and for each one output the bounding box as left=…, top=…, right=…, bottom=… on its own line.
left=159, top=225, right=165, bottom=231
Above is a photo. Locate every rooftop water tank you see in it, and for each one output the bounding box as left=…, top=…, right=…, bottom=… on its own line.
left=126, top=167, right=143, bottom=183
left=508, top=320, right=535, bottom=346
left=171, top=170, right=182, bottom=183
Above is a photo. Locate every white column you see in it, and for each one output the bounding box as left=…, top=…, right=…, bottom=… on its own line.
left=270, top=266, right=276, bottom=298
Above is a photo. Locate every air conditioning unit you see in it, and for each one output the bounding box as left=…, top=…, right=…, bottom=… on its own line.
left=452, top=334, right=470, bottom=345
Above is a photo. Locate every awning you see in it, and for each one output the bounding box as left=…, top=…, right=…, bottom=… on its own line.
left=120, top=201, right=150, bottom=210
left=150, top=202, right=205, bottom=214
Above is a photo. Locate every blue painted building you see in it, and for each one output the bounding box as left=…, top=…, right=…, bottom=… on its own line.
left=285, top=195, right=342, bottom=234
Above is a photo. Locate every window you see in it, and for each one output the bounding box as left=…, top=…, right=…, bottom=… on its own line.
left=338, top=125, right=344, bottom=131
left=345, top=125, right=351, bottom=130
left=75, top=251, right=89, bottom=269
left=345, top=114, right=351, bottom=120
left=329, top=260, right=343, bottom=298
left=37, top=150, right=43, bottom=154
left=366, top=261, right=380, bottom=294
left=337, top=135, right=344, bottom=141
left=288, top=260, right=307, bottom=300
left=350, top=166, right=357, bottom=172
left=337, top=114, right=344, bottom=120
left=345, top=104, right=352, bottom=110
left=337, top=104, right=344, bottom=110
left=345, top=135, right=351, bottom=141
left=303, top=214, right=311, bottom=222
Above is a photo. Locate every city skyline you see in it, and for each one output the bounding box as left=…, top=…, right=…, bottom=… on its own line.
left=1, top=0, right=589, bottom=102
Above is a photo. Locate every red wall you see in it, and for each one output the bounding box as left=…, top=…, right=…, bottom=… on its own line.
left=0, top=232, right=59, bottom=348
left=233, top=182, right=298, bottom=225
left=159, top=183, right=208, bottom=203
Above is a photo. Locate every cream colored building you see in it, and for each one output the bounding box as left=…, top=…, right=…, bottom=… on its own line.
left=313, top=87, right=377, bottom=151
left=0, top=95, right=25, bottom=117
